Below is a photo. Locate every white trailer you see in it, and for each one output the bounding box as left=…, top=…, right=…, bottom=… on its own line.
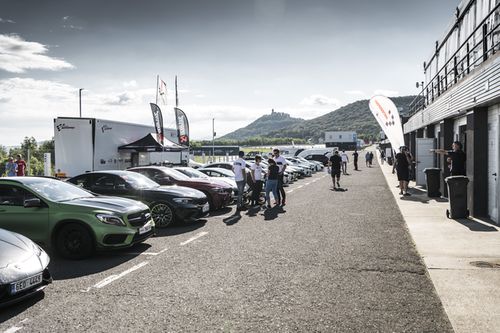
left=54, top=117, right=187, bottom=177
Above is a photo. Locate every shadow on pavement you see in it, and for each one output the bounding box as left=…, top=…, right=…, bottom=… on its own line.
left=208, top=207, right=233, bottom=217
left=452, top=218, right=498, bottom=232
left=262, top=206, right=286, bottom=221
left=155, top=220, right=206, bottom=237
left=48, top=247, right=147, bottom=280
left=245, top=205, right=262, bottom=217
left=0, top=291, right=45, bottom=323
left=224, top=211, right=242, bottom=225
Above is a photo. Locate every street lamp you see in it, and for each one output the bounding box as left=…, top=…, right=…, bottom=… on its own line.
left=212, top=118, right=215, bottom=161
left=79, top=88, right=84, bottom=117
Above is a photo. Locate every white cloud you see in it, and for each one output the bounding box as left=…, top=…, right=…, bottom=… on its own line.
left=373, top=89, right=399, bottom=97
left=300, top=94, right=341, bottom=107
left=122, top=80, right=138, bottom=88
left=0, top=34, right=74, bottom=73
left=0, top=18, right=15, bottom=24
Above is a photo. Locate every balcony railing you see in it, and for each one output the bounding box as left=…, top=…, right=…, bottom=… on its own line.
left=409, top=2, right=500, bottom=116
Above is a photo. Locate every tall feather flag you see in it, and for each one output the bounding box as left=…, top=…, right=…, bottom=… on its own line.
left=150, top=103, right=164, bottom=145
left=174, top=107, right=189, bottom=147
left=368, top=95, right=405, bottom=151
left=158, top=78, right=167, bottom=105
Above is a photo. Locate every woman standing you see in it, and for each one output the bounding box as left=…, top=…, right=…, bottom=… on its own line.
left=265, top=159, right=279, bottom=208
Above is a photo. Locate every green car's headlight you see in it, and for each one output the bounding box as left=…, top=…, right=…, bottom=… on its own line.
left=96, top=214, right=126, bottom=226
left=173, top=197, right=192, bottom=204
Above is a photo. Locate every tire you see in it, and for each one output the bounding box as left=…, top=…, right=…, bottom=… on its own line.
left=151, top=202, right=175, bottom=228
left=55, top=223, right=94, bottom=260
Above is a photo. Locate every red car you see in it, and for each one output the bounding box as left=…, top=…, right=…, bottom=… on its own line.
left=129, top=166, right=232, bottom=210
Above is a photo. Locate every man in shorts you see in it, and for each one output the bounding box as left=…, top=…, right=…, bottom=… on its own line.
left=329, top=150, right=342, bottom=190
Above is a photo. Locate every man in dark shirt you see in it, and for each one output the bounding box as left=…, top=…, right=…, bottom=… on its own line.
left=329, top=150, right=342, bottom=190
left=393, top=146, right=411, bottom=196
left=432, top=141, right=466, bottom=176
left=352, top=150, right=359, bottom=170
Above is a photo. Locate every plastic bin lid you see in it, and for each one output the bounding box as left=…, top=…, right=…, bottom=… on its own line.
left=445, top=175, right=469, bottom=183
left=423, top=168, right=441, bottom=172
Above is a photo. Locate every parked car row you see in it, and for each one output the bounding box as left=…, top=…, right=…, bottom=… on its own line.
left=0, top=156, right=324, bottom=307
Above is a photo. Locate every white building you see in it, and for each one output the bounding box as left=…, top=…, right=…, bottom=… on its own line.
left=404, top=0, right=499, bottom=224
left=324, top=131, right=358, bottom=150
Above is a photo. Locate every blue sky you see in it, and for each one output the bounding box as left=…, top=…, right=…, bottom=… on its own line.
left=0, top=0, right=459, bottom=145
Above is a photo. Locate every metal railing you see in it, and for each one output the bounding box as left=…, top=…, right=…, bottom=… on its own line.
left=409, top=3, right=500, bottom=116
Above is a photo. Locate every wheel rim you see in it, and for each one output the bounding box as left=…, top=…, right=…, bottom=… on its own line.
left=64, top=229, right=83, bottom=254
left=151, top=203, right=173, bottom=227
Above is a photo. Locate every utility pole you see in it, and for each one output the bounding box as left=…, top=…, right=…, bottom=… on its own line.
left=79, top=88, right=84, bottom=117
left=212, top=118, right=215, bottom=162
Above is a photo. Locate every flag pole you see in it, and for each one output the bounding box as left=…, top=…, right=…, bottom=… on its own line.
left=155, top=75, right=159, bottom=105
left=175, top=75, right=179, bottom=107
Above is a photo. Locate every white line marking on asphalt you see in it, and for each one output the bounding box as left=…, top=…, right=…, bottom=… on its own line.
left=124, top=247, right=168, bottom=256
left=3, top=327, right=23, bottom=333
left=296, top=185, right=304, bottom=189
left=286, top=189, right=294, bottom=193
left=80, top=261, right=149, bottom=292
left=180, top=231, right=209, bottom=246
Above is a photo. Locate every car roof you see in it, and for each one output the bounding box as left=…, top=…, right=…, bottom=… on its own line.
left=0, top=176, right=60, bottom=184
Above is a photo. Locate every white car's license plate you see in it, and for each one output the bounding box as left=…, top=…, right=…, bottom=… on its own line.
left=139, top=222, right=152, bottom=235
left=202, top=203, right=209, bottom=213
left=10, top=273, right=43, bottom=294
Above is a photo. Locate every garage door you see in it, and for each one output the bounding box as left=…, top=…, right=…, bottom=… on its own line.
left=487, top=105, right=499, bottom=224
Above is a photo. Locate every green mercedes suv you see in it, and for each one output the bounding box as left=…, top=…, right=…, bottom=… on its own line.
left=0, top=177, right=155, bottom=259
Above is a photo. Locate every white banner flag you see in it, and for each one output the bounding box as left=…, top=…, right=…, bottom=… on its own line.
left=369, top=95, right=405, bottom=151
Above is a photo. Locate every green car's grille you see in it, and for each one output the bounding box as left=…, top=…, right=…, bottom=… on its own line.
left=127, top=210, right=151, bottom=227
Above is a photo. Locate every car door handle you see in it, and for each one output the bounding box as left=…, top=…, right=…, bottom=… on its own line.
left=493, top=173, right=497, bottom=176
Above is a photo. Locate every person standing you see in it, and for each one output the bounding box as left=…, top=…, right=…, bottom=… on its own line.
left=340, top=150, right=349, bottom=175
left=432, top=141, right=466, bottom=176
left=393, top=146, right=412, bottom=196
left=352, top=150, right=359, bottom=171
left=232, top=151, right=247, bottom=210
left=16, top=154, right=26, bottom=176
left=265, top=159, right=279, bottom=208
left=5, top=157, right=17, bottom=177
left=380, top=150, right=385, bottom=165
left=329, top=150, right=342, bottom=190
left=250, top=155, right=264, bottom=206
left=273, top=148, right=288, bottom=206
left=365, top=151, right=370, bottom=167
left=368, top=151, right=374, bottom=167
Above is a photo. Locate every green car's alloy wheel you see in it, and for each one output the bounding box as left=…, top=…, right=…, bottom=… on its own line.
left=56, top=223, right=94, bottom=259
left=151, top=202, right=174, bottom=228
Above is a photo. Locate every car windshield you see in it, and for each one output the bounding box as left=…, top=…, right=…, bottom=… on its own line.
left=161, top=168, right=191, bottom=181
left=24, top=178, right=95, bottom=202
left=176, top=168, right=209, bottom=179
left=121, top=172, right=160, bottom=189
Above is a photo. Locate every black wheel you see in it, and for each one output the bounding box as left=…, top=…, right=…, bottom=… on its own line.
left=55, top=223, right=94, bottom=259
left=446, top=209, right=450, bottom=219
left=151, top=202, right=174, bottom=228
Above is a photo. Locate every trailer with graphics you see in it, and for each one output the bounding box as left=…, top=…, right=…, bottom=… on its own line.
left=54, top=117, right=187, bottom=177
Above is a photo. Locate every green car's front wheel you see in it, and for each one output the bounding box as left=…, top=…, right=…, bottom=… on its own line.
left=55, top=223, right=94, bottom=259
left=151, top=202, right=174, bottom=228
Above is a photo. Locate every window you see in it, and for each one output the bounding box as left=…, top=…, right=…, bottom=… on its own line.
left=0, top=185, right=35, bottom=206
left=93, top=175, right=117, bottom=189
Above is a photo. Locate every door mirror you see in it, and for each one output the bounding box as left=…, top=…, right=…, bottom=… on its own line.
left=24, top=198, right=41, bottom=208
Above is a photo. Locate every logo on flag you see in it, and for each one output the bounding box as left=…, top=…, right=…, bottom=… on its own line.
left=174, top=107, right=190, bottom=147
left=150, top=103, right=164, bottom=145
left=158, top=79, right=167, bottom=105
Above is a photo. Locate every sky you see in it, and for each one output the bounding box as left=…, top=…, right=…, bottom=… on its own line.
left=0, top=0, right=460, bottom=146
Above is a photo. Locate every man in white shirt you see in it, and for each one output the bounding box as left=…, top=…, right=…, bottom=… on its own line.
left=250, top=155, right=264, bottom=206
left=340, top=150, right=349, bottom=175
left=273, top=148, right=288, bottom=206
left=232, top=151, right=247, bottom=210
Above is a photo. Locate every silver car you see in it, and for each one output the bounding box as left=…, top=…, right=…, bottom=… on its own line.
left=0, top=228, right=52, bottom=308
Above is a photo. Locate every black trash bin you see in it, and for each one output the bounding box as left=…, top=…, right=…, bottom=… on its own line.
left=445, top=176, right=469, bottom=219
left=423, top=168, right=441, bottom=198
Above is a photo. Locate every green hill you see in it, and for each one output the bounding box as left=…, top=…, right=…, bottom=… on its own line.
left=266, top=96, right=416, bottom=141
left=220, top=109, right=305, bottom=140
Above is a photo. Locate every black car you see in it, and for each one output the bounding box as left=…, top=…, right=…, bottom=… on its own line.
left=67, top=171, right=209, bottom=228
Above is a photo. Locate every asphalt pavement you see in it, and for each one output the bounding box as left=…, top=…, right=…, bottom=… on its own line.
left=0, top=160, right=453, bottom=332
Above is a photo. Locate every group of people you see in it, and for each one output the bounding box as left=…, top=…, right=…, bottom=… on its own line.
left=232, top=148, right=287, bottom=210
left=392, top=141, right=466, bottom=197
left=4, top=154, right=26, bottom=177
left=365, top=151, right=374, bottom=167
